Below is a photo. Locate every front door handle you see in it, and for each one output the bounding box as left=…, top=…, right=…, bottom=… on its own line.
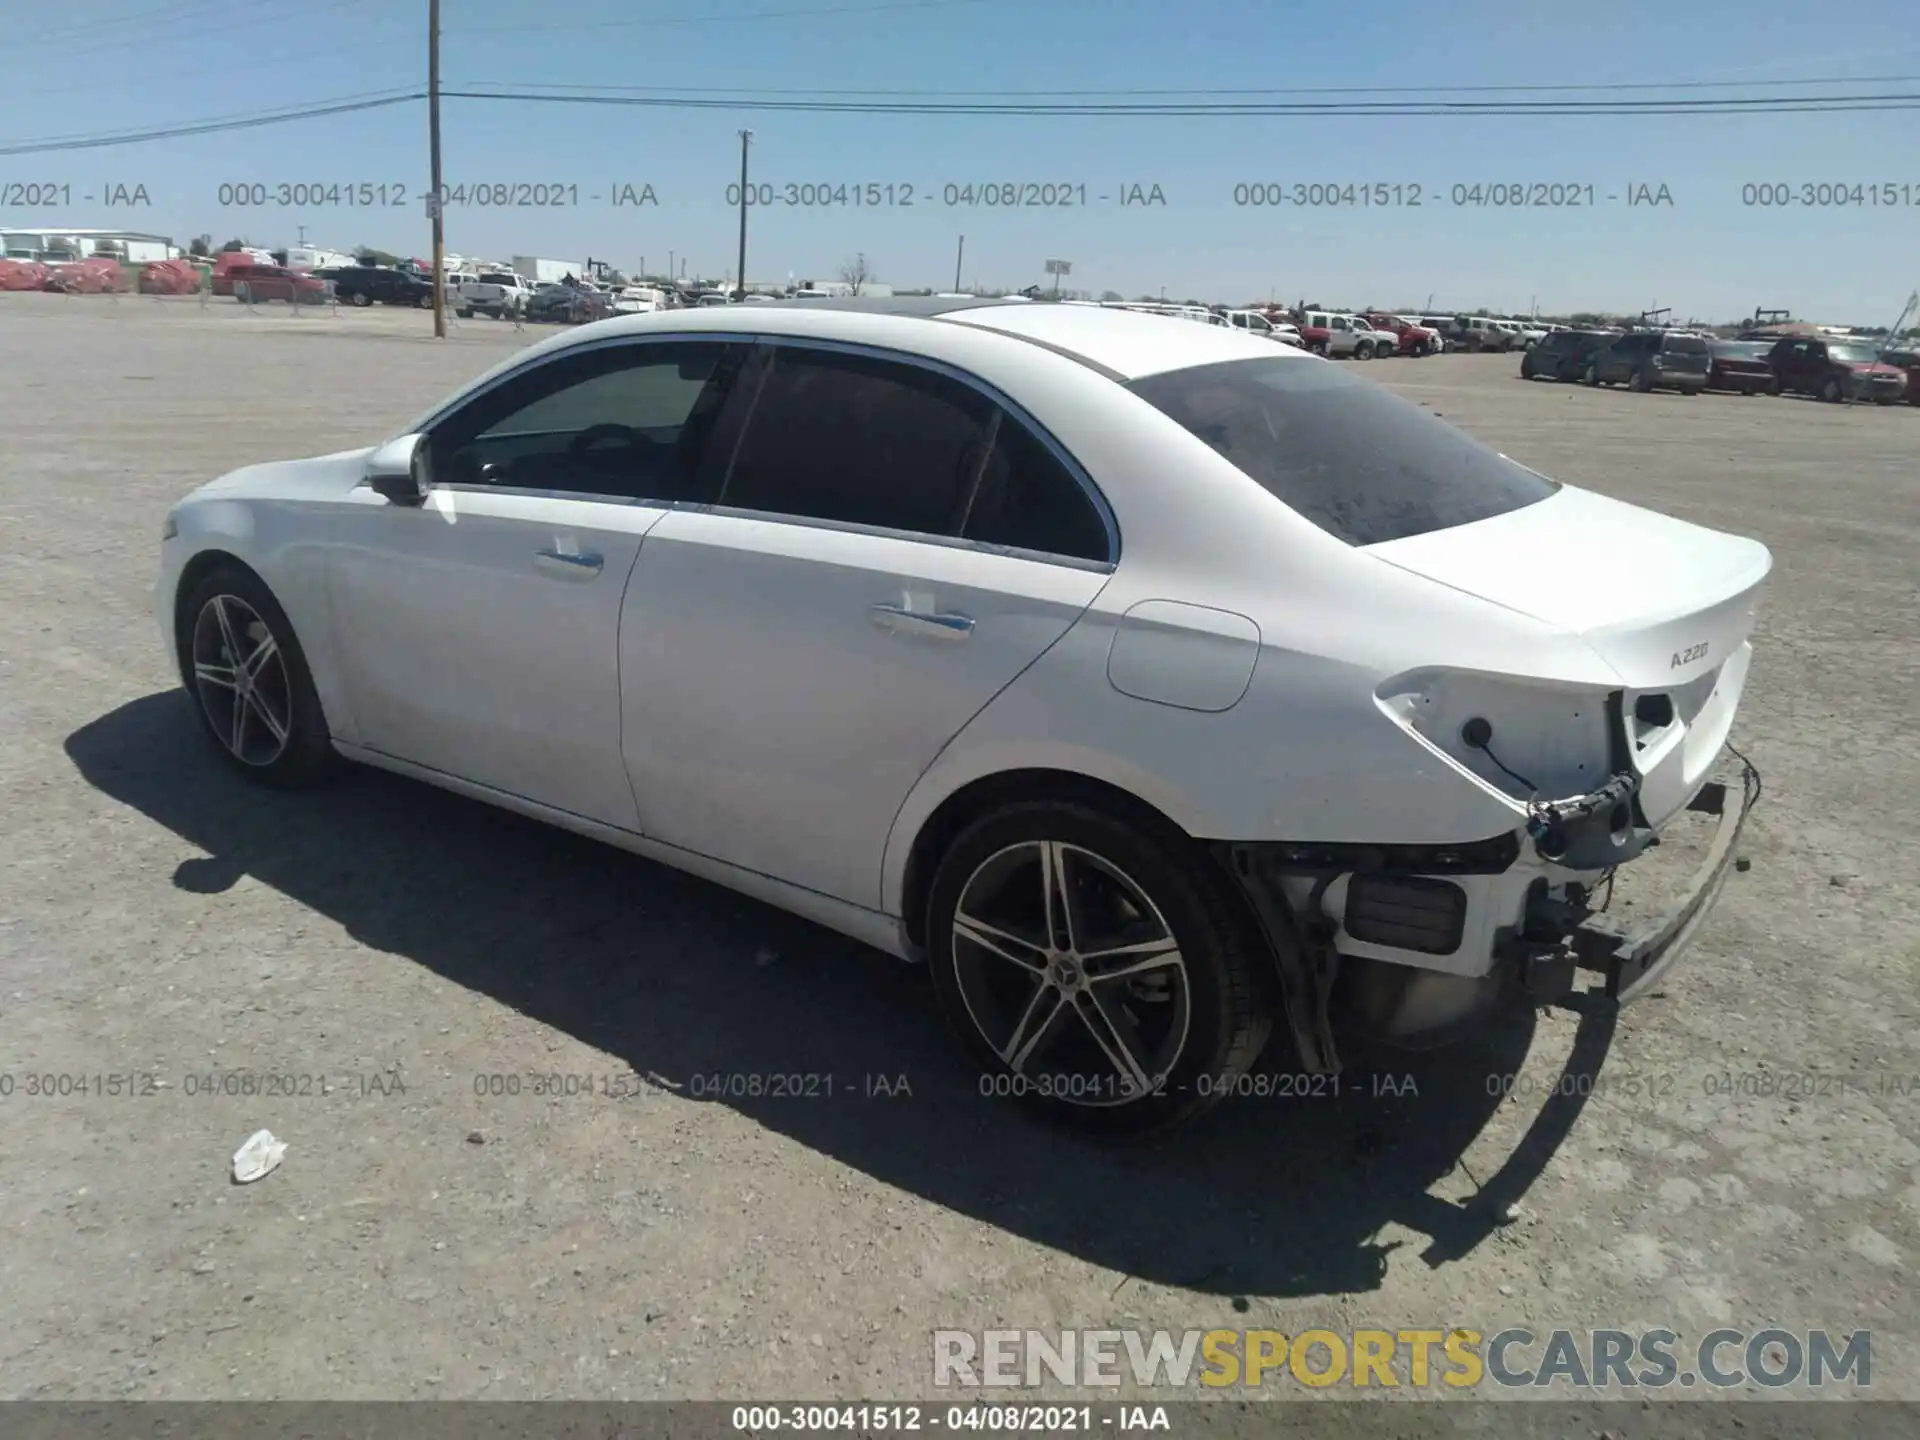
left=534, top=548, right=604, bottom=579
left=870, top=602, right=974, bottom=639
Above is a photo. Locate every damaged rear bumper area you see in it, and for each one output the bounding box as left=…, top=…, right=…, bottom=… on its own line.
left=1216, top=757, right=1759, bottom=1075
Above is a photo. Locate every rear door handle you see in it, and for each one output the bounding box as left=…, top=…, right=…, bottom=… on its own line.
left=534, top=548, right=604, bottom=579
left=870, top=602, right=974, bottom=639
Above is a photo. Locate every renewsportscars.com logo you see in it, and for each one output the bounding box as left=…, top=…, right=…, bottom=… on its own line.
left=932, top=1328, right=1872, bottom=1391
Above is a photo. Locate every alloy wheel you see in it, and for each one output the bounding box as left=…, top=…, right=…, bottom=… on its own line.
left=949, top=841, right=1191, bottom=1107
left=190, top=594, right=293, bottom=767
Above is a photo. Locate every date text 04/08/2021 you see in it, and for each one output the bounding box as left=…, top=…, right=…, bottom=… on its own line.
left=728, top=1403, right=1172, bottom=1432
left=209, top=182, right=658, bottom=208
left=1229, top=181, right=1676, bottom=208
left=724, top=181, right=1169, bottom=208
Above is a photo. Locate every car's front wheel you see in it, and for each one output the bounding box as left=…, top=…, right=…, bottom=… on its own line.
left=178, top=566, right=341, bottom=789
left=926, top=800, right=1274, bottom=1133
left=1628, top=367, right=1650, bottom=392
left=1821, top=377, right=1843, bottom=403
left=1583, top=363, right=1600, bottom=386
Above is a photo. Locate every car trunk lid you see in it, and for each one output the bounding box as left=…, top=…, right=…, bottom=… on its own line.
left=1363, top=484, right=1771, bottom=688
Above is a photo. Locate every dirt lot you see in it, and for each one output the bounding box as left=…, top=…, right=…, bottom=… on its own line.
left=1, top=293, right=1915, bottom=1410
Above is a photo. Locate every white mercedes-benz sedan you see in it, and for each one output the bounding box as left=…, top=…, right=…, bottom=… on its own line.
left=156, top=296, right=1768, bottom=1131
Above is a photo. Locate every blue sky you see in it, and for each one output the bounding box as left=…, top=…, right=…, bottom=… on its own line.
left=3, top=0, right=1917, bottom=320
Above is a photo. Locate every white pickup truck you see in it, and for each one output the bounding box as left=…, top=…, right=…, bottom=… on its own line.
left=454, top=270, right=533, bottom=319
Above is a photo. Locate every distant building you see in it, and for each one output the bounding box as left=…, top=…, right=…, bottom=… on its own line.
left=0, top=227, right=179, bottom=263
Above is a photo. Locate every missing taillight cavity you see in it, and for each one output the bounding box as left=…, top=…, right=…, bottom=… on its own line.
left=1635, top=693, right=1676, bottom=728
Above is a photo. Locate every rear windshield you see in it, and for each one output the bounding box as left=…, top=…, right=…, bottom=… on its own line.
left=1128, top=356, right=1559, bottom=546
left=1661, top=335, right=1710, bottom=354
left=1712, top=341, right=1771, bottom=358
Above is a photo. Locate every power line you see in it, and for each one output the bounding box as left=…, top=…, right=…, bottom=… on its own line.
left=6, top=79, right=1919, bottom=154
left=0, top=0, right=378, bottom=61
left=451, top=0, right=994, bottom=35
left=0, top=90, right=421, bottom=156
left=440, top=87, right=1920, bottom=115
left=461, top=72, right=1920, bottom=98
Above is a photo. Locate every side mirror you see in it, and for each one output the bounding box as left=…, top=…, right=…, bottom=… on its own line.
left=366, top=434, right=427, bottom=506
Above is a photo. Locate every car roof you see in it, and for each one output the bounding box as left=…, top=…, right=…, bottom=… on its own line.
left=545, top=296, right=1305, bottom=380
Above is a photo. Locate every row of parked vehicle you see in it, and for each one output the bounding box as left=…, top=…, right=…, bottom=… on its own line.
left=1520, top=327, right=1917, bottom=403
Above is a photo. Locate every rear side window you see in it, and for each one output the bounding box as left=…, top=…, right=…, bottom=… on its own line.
left=1661, top=335, right=1709, bottom=355
left=1128, top=356, right=1558, bottom=547
left=959, top=414, right=1111, bottom=562
left=718, top=347, right=994, bottom=536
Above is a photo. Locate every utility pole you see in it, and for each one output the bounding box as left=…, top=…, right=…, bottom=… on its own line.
left=668, top=249, right=675, bottom=286
left=427, top=0, right=445, bottom=338
left=954, top=235, right=964, bottom=292
left=734, top=129, right=752, bottom=302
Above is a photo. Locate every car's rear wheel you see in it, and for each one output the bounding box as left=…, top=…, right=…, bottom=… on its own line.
left=350, top=291, right=371, bottom=307
left=1628, top=367, right=1650, bottom=392
left=178, top=566, right=341, bottom=789
left=1583, top=363, right=1600, bottom=386
left=456, top=307, right=473, bottom=318
left=926, top=800, right=1274, bottom=1134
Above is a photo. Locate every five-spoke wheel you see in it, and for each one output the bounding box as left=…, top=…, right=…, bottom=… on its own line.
left=191, top=593, right=292, bottom=768
left=178, top=565, right=342, bottom=788
left=927, top=800, right=1274, bottom=1131
left=949, top=840, right=1192, bottom=1108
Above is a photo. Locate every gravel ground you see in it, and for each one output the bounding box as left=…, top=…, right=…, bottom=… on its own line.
left=0, top=294, right=1914, bottom=1411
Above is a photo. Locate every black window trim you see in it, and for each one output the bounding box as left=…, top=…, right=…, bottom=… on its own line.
left=410, top=333, right=753, bottom=507
left=689, top=334, right=1120, bottom=570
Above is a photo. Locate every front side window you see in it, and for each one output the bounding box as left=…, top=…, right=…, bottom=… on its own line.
left=428, top=341, right=742, bottom=501
left=716, top=347, right=994, bottom=536
left=1129, top=355, right=1558, bottom=547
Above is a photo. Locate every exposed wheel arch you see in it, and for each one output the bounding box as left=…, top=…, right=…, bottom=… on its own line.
left=172, top=549, right=264, bottom=677
left=899, top=767, right=1211, bottom=955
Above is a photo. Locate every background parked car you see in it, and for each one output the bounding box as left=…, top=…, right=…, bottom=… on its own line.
left=1765, top=336, right=1909, bottom=404
left=454, top=270, right=533, bottom=319
left=1415, top=316, right=1457, bottom=352
left=1444, top=316, right=1506, bottom=351
left=1294, top=310, right=1364, bottom=357
left=1704, top=339, right=1777, bottom=395
left=526, top=283, right=613, bottom=324
left=1585, top=331, right=1710, bottom=394
left=318, top=265, right=433, bottom=308
left=1520, top=328, right=1620, bottom=382
left=1877, top=348, right=1920, bottom=405
left=226, top=264, right=328, bottom=306
left=1362, top=313, right=1441, bottom=356
left=1345, top=315, right=1395, bottom=359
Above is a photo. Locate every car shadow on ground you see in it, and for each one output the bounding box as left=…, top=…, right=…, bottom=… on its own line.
left=67, top=692, right=1622, bottom=1302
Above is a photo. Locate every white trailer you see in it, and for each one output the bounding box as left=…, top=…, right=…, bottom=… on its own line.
left=512, top=256, right=586, bottom=285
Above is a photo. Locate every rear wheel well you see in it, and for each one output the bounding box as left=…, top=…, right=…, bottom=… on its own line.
left=901, top=769, right=1206, bottom=952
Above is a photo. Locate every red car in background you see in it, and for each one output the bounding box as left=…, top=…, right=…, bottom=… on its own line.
left=1705, top=339, right=1776, bottom=394
left=1879, top=348, right=1920, bottom=405
left=226, top=263, right=328, bottom=305
left=1362, top=313, right=1441, bottom=356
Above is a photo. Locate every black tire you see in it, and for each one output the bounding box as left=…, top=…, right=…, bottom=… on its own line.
left=1821, top=377, right=1843, bottom=403
left=1583, top=363, right=1600, bottom=386
left=175, top=565, right=342, bottom=790
left=455, top=307, right=473, bottom=319
left=1628, top=367, right=1650, bottom=393
left=350, top=290, right=372, bottom=307
left=925, top=800, right=1275, bottom=1134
